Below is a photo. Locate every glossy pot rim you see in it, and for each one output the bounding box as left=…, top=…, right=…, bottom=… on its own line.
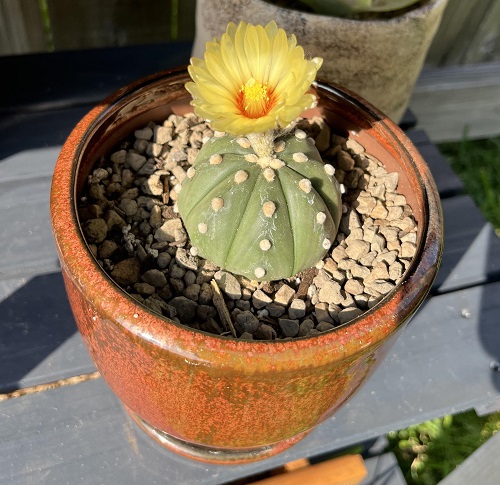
left=50, top=66, right=442, bottom=364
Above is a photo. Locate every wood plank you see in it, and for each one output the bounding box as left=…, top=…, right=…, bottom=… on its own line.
left=407, top=129, right=464, bottom=197
left=410, top=62, right=500, bottom=142
left=1, top=280, right=499, bottom=484
left=246, top=454, right=366, bottom=484
left=47, top=0, right=195, bottom=51
left=0, top=0, right=46, bottom=55
left=0, top=42, right=192, bottom=114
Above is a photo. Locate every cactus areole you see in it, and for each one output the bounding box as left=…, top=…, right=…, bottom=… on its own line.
left=178, top=20, right=342, bottom=281
left=177, top=129, right=342, bottom=281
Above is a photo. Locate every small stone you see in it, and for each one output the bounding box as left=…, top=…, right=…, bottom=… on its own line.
left=316, top=321, right=335, bottom=332
left=142, top=269, right=167, bottom=288
left=266, top=302, right=286, bottom=318
left=119, top=198, right=138, bottom=216
left=252, top=289, right=272, bottom=309
left=155, top=218, right=186, bottom=242
left=315, top=302, right=334, bottom=323
left=298, top=319, right=315, bottom=337
left=370, top=202, right=389, bottom=220
left=98, top=239, right=119, bottom=259
left=126, top=152, right=147, bottom=171
left=354, top=195, right=377, bottom=215
left=184, top=283, right=201, bottom=301
left=142, top=174, right=163, bottom=196
left=199, top=283, right=213, bottom=305
left=134, top=282, right=155, bottom=296
left=175, top=248, right=198, bottom=271
left=184, top=270, right=197, bottom=287
left=337, top=151, right=355, bottom=171
left=289, top=299, right=306, bottom=319
left=278, top=319, right=299, bottom=338
left=111, top=150, right=127, bottom=164
left=169, top=296, right=198, bottom=323
left=318, top=281, right=343, bottom=305
left=338, top=307, right=364, bottom=325
left=135, top=127, right=153, bottom=140
left=235, top=311, right=260, bottom=334
left=214, top=270, right=242, bottom=300
left=344, top=278, right=364, bottom=296
left=345, top=239, right=370, bottom=260
left=254, top=324, right=277, bottom=340
left=154, top=125, right=173, bottom=144
left=389, top=261, right=404, bottom=281
left=111, top=258, right=141, bottom=286
left=157, top=251, right=171, bottom=269
left=274, top=284, right=295, bottom=306
left=82, top=218, right=108, bottom=243
left=401, top=241, right=417, bottom=258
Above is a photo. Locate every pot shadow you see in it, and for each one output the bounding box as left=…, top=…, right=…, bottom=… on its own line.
left=0, top=272, right=93, bottom=394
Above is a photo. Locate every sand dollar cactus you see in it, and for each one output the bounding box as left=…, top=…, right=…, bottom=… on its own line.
left=178, top=129, right=342, bottom=281
left=178, top=20, right=342, bottom=281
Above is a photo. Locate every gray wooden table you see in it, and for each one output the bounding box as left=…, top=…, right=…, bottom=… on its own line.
left=1, top=43, right=500, bottom=485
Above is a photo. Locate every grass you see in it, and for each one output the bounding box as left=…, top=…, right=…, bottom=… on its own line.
left=438, top=135, right=500, bottom=235
left=386, top=135, right=500, bottom=485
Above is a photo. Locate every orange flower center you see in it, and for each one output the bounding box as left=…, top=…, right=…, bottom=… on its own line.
left=237, top=78, right=276, bottom=119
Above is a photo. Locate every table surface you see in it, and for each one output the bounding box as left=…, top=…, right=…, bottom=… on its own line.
left=1, top=42, right=500, bottom=485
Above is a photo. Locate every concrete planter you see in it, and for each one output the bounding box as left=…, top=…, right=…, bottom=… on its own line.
left=192, top=0, right=448, bottom=123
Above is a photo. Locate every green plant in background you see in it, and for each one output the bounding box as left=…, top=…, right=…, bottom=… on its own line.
left=439, top=135, right=500, bottom=237
left=178, top=21, right=342, bottom=281
left=387, top=410, right=500, bottom=485
left=300, top=0, right=422, bottom=17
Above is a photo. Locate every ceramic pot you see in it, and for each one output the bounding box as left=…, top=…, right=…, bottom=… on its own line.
left=192, top=0, right=449, bottom=123
left=50, top=67, right=442, bottom=464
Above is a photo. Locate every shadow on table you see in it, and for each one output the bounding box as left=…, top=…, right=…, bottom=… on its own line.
left=0, top=272, right=80, bottom=394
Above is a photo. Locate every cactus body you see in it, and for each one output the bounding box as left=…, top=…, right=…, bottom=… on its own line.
left=177, top=130, right=342, bottom=281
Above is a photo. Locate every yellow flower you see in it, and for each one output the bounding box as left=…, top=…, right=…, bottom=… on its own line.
left=186, top=21, right=323, bottom=135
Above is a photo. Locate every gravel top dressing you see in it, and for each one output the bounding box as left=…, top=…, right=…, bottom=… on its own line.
left=79, top=113, right=417, bottom=340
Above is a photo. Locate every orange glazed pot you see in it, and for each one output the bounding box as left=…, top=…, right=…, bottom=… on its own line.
left=50, top=67, right=443, bottom=464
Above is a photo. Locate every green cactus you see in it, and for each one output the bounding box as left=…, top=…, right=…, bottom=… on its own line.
left=177, top=128, right=342, bottom=281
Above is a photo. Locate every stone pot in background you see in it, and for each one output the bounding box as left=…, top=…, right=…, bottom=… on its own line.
left=50, top=67, right=442, bottom=464
left=192, top=0, right=448, bottom=123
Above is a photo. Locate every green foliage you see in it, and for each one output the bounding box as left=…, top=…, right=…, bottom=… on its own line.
left=387, top=410, right=500, bottom=485
left=439, top=135, right=500, bottom=236
left=177, top=131, right=342, bottom=281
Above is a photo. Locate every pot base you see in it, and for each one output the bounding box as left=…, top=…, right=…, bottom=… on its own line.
left=127, top=408, right=310, bottom=464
